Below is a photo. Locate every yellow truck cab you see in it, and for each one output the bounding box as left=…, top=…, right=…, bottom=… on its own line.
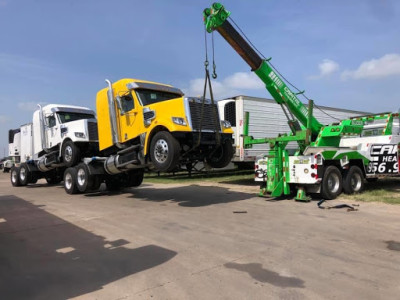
left=96, top=78, right=233, bottom=172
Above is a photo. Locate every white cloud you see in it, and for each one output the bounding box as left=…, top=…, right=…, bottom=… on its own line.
left=18, top=101, right=47, bottom=112
left=308, top=59, right=339, bottom=80
left=341, top=54, right=400, bottom=80
left=185, top=72, right=264, bottom=99
left=0, top=115, right=11, bottom=123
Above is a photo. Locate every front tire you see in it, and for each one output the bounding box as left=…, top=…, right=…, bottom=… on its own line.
left=62, top=141, right=81, bottom=167
left=343, top=166, right=364, bottom=194
left=64, top=167, right=79, bottom=194
left=11, top=167, right=21, bottom=187
left=126, top=169, right=144, bottom=187
left=321, top=165, right=343, bottom=200
left=207, top=141, right=234, bottom=169
left=150, top=131, right=180, bottom=172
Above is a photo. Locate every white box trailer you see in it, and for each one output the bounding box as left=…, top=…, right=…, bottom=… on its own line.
left=218, top=95, right=369, bottom=165
left=20, top=123, right=33, bottom=162
left=3, top=129, right=21, bottom=172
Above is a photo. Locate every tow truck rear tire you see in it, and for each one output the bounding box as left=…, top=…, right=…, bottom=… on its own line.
left=64, top=167, right=79, bottom=194
left=62, top=141, right=81, bottom=168
left=19, top=163, right=31, bottom=186
left=321, top=165, right=343, bottom=200
left=11, top=167, right=21, bottom=187
left=207, top=141, right=234, bottom=169
left=150, top=131, right=181, bottom=172
left=343, top=166, right=364, bottom=194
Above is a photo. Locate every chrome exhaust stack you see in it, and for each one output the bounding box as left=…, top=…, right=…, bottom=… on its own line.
left=37, top=104, right=49, bottom=153
left=105, top=79, right=122, bottom=148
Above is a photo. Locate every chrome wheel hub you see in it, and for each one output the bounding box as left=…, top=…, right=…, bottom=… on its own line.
left=351, top=173, right=362, bottom=191
left=65, top=173, right=73, bottom=189
left=20, top=168, right=26, bottom=181
left=64, top=146, right=73, bottom=162
left=77, top=168, right=86, bottom=186
left=327, top=173, right=340, bottom=193
left=154, top=139, right=169, bottom=163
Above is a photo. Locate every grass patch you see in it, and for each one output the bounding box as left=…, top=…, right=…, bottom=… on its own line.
left=345, top=178, right=400, bottom=204
left=145, top=169, right=256, bottom=185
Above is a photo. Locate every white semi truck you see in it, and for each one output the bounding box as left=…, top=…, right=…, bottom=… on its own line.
left=11, top=104, right=98, bottom=186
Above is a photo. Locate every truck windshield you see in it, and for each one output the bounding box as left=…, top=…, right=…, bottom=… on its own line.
left=57, top=112, right=95, bottom=124
left=135, top=89, right=181, bottom=106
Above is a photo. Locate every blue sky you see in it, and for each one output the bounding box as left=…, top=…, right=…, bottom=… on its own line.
left=1, top=0, right=399, bottom=155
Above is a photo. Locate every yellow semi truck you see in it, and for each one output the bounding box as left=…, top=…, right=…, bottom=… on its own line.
left=63, top=78, right=233, bottom=194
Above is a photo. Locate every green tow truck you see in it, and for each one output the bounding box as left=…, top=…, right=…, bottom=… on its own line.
left=204, top=2, right=400, bottom=200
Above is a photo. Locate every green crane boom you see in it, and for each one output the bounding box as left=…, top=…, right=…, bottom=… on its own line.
left=203, top=3, right=323, bottom=136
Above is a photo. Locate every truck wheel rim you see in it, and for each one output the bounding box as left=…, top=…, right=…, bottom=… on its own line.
left=77, top=169, right=86, bottom=186
left=64, top=146, right=73, bottom=162
left=12, top=170, right=17, bottom=183
left=65, top=173, right=73, bottom=189
left=20, top=168, right=26, bottom=181
left=327, top=173, right=340, bottom=193
left=351, top=173, right=362, bottom=191
left=154, top=139, right=168, bottom=163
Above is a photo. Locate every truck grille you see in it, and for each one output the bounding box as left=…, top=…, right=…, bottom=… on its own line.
left=88, top=122, right=98, bottom=141
left=189, top=101, right=221, bottom=131
left=224, top=102, right=236, bottom=126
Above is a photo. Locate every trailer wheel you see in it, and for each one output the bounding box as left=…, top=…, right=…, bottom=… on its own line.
left=64, top=167, right=79, bottom=194
left=343, top=166, right=364, bottom=194
left=11, top=167, right=21, bottom=187
left=76, top=163, right=94, bottom=193
left=127, top=169, right=144, bottom=187
left=207, top=141, right=234, bottom=169
left=150, top=131, right=181, bottom=172
left=321, top=165, right=343, bottom=200
left=19, top=163, right=31, bottom=186
left=62, top=141, right=81, bottom=167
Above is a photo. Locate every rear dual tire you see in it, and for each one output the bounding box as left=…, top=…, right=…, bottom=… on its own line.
left=320, top=165, right=365, bottom=199
left=343, top=166, right=364, bottom=194
left=64, top=164, right=102, bottom=194
left=11, top=167, right=21, bottom=187
left=321, top=166, right=343, bottom=200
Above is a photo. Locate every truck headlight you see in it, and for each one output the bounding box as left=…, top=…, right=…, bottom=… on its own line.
left=75, top=132, right=86, bottom=138
left=221, top=120, right=231, bottom=128
left=172, top=117, right=187, bottom=126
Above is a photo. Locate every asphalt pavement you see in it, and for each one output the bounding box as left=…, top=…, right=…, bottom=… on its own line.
left=0, top=172, right=399, bottom=299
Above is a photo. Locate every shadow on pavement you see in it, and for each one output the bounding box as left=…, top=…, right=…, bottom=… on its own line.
left=128, top=184, right=255, bottom=207
left=0, top=195, right=177, bottom=300
left=225, top=262, right=305, bottom=288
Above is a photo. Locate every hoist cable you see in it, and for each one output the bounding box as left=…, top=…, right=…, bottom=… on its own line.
left=212, top=31, right=217, bottom=79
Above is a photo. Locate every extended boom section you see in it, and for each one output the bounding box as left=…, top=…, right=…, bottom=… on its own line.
left=203, top=3, right=323, bottom=136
